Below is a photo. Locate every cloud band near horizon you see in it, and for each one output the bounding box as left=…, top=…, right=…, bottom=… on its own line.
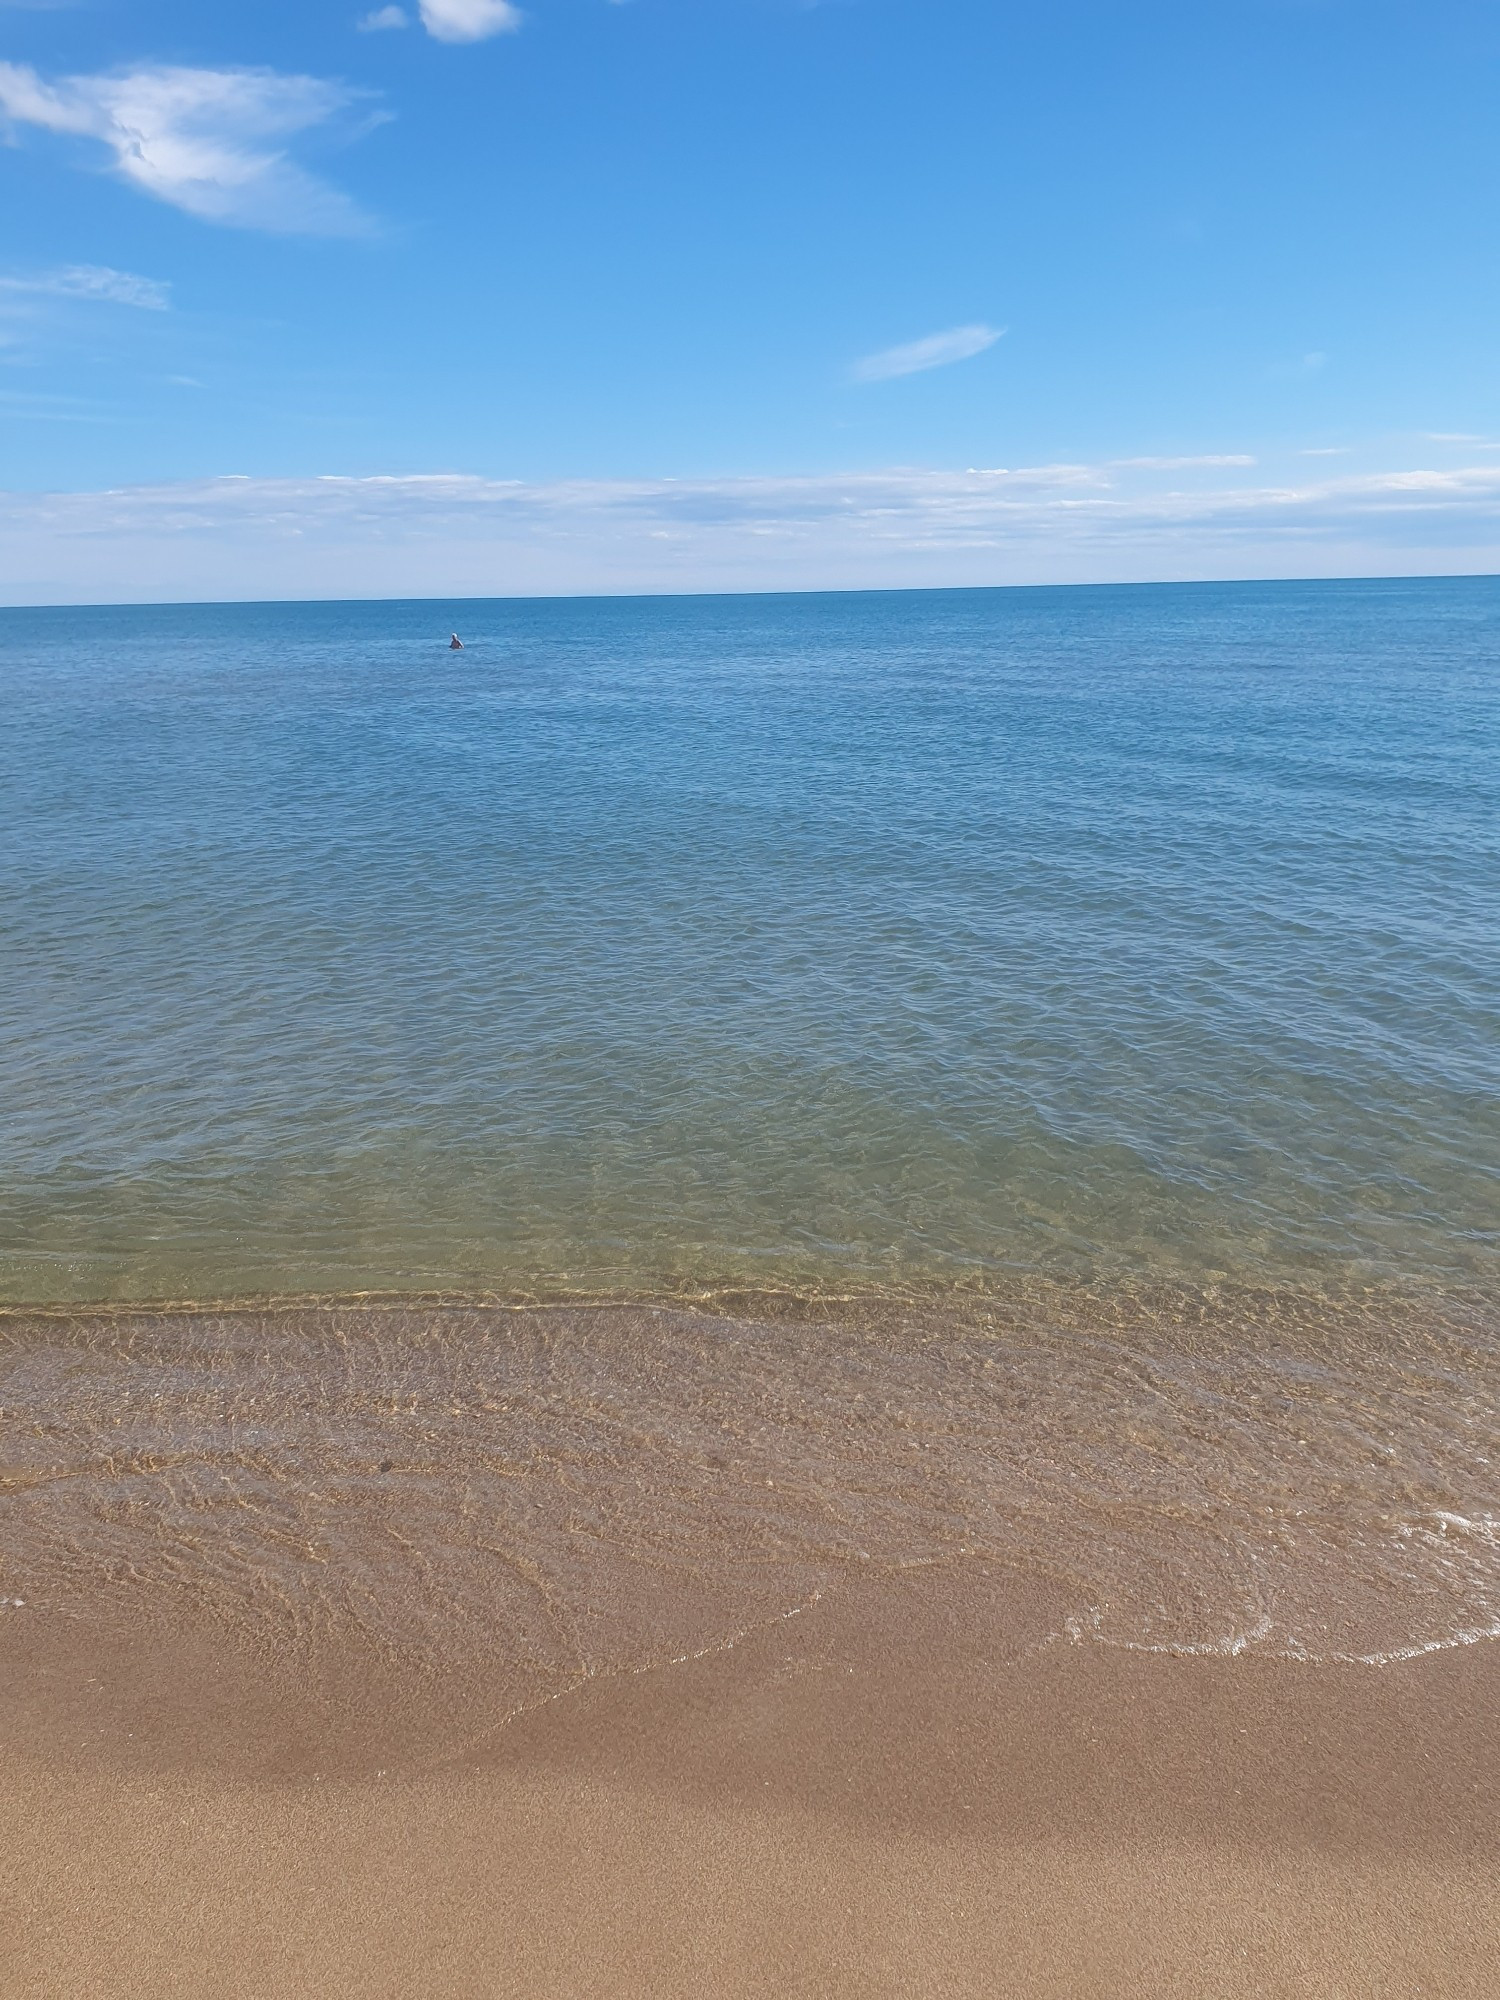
left=3, top=457, right=1499, bottom=605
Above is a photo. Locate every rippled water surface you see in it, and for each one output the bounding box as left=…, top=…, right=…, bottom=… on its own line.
left=3, top=579, right=1496, bottom=1301
left=5, top=1292, right=1496, bottom=1684
left=2, top=581, right=1497, bottom=1679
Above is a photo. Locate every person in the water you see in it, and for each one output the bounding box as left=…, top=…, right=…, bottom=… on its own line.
left=450, top=633, right=464, bottom=649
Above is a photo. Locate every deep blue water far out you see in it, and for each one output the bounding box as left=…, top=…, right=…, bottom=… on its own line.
left=1, top=577, right=1496, bottom=1304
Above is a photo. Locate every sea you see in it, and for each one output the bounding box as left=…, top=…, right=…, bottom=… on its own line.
left=2, top=579, right=1497, bottom=1698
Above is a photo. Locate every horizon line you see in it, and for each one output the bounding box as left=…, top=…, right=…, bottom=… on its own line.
left=1, top=567, right=1497, bottom=616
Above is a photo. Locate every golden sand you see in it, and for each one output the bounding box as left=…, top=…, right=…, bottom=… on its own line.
left=4, top=1564, right=1496, bottom=1998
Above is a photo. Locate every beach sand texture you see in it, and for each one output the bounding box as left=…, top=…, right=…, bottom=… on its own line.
left=3, top=1298, right=1497, bottom=1997
left=4, top=1568, right=1496, bottom=1999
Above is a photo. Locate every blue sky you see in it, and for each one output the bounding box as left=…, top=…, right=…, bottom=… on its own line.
left=2, top=0, right=1499, bottom=599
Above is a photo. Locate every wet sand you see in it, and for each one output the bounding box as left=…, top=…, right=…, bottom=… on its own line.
left=4, top=1566, right=1497, bottom=1999
left=3, top=1299, right=1497, bottom=1993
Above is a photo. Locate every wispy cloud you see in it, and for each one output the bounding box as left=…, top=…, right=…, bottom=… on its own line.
left=1425, top=432, right=1500, bottom=450
left=853, top=323, right=1004, bottom=383
left=0, top=264, right=169, bottom=309
left=0, top=63, right=375, bottom=234
left=5, top=456, right=1500, bottom=604
left=1270, top=350, right=1328, bottom=381
left=358, top=5, right=409, bottom=27
left=418, top=0, right=523, bottom=41
left=1109, top=454, right=1256, bottom=470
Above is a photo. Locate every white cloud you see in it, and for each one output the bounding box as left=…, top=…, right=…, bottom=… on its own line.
left=5, top=455, right=1500, bottom=605
left=0, top=62, right=374, bottom=234
left=1110, top=454, right=1255, bottom=470
left=358, top=0, right=521, bottom=38
left=853, top=324, right=1004, bottom=383
left=0, top=263, right=169, bottom=308
left=418, top=0, right=522, bottom=42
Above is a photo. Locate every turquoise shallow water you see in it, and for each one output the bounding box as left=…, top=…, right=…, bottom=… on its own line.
left=1, top=578, right=1497, bottom=1304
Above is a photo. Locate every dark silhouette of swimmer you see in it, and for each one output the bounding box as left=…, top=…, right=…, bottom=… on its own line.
left=450, top=633, right=464, bottom=649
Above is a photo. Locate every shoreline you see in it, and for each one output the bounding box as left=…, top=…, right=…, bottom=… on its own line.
left=5, top=1565, right=1497, bottom=1997
left=4, top=1261, right=1495, bottom=1313
left=4, top=1294, right=1497, bottom=1668
left=4, top=1288, right=1497, bottom=1993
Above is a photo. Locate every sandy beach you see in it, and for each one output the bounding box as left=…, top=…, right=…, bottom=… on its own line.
left=3, top=1297, right=1497, bottom=1993
left=5, top=1558, right=1497, bottom=1998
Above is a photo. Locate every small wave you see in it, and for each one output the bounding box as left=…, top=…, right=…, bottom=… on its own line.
left=1, top=1288, right=1496, bottom=1691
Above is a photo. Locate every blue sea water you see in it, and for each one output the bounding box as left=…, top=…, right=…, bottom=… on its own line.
left=1, top=577, right=1497, bottom=1305
left=5, top=578, right=1500, bottom=1673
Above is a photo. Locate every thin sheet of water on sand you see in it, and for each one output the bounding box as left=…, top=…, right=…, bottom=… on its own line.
left=2, top=1285, right=1496, bottom=1752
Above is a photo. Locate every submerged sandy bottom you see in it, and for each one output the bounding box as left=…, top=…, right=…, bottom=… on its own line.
left=2, top=1293, right=1497, bottom=1995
